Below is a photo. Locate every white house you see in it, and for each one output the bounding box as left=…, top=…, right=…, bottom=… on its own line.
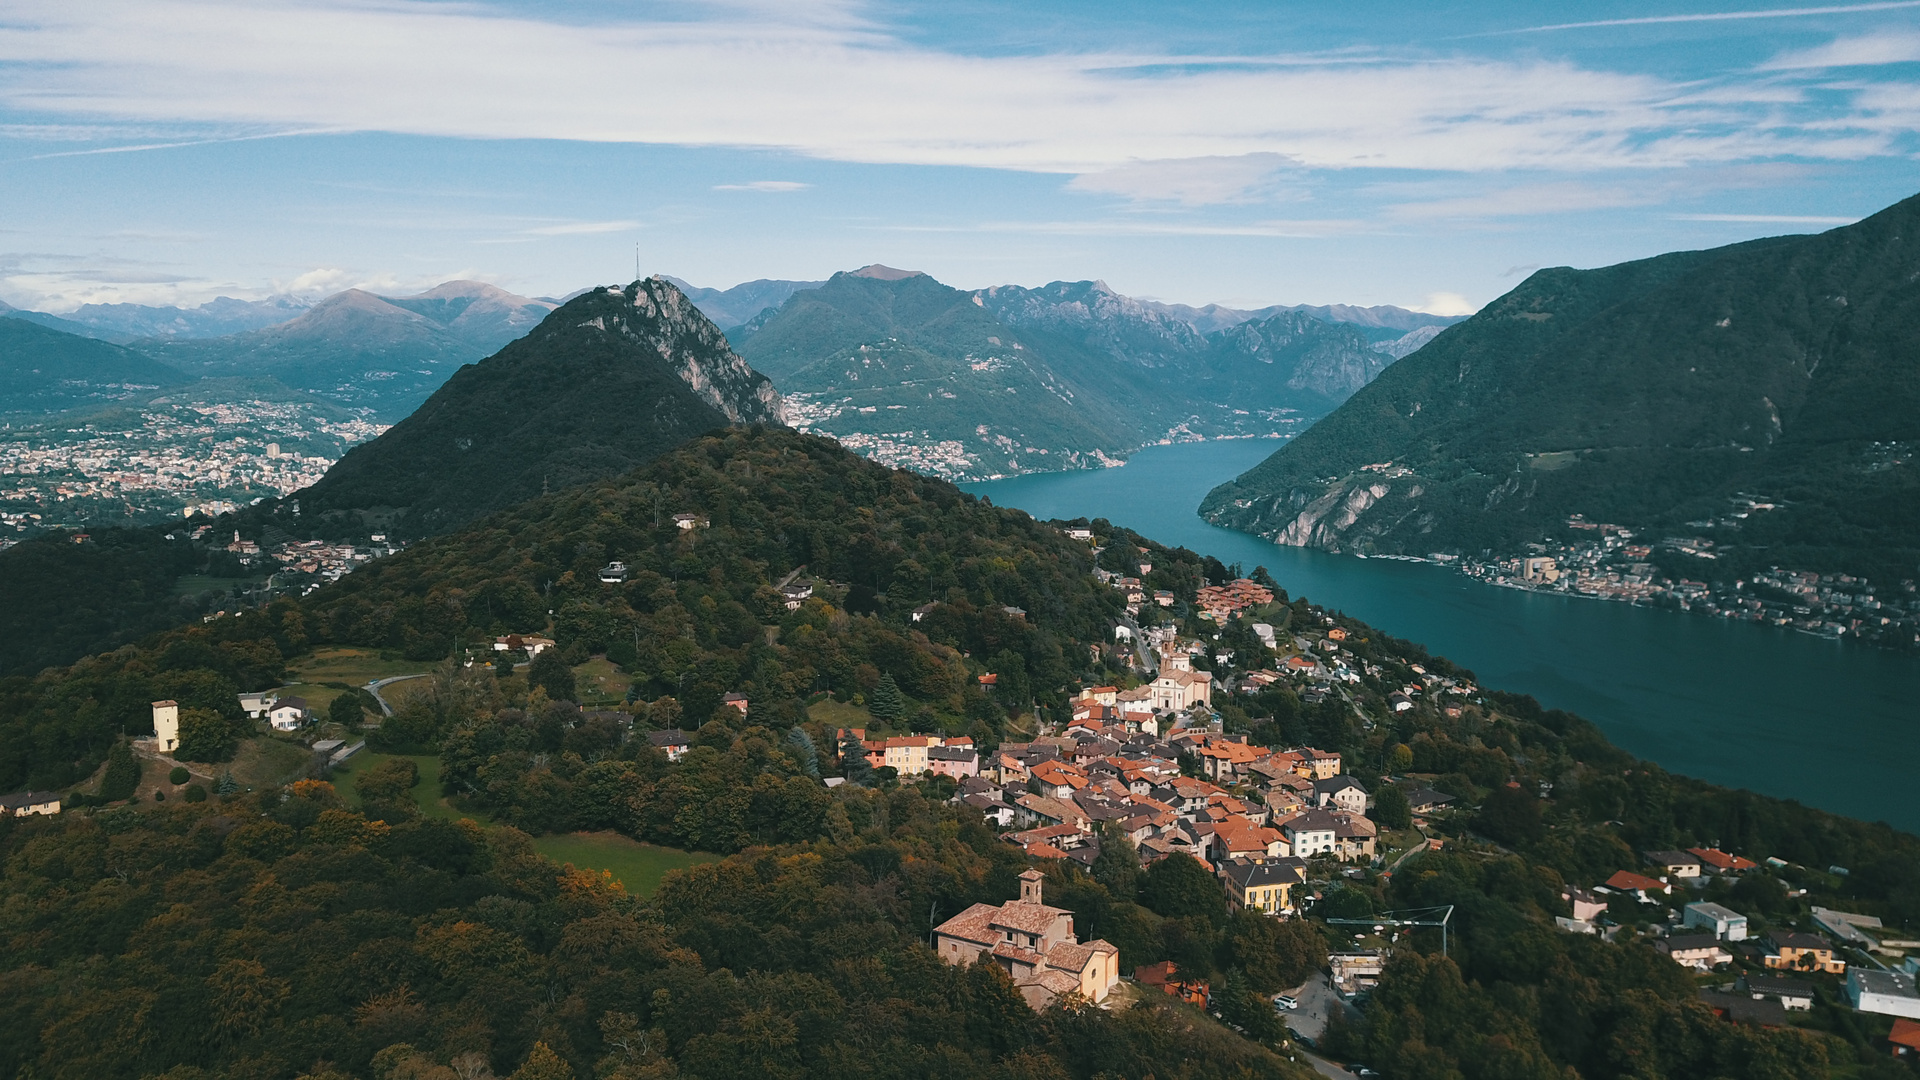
left=1849, top=969, right=1920, bottom=1019
left=238, top=692, right=276, bottom=719
left=1282, top=809, right=1340, bottom=858
left=1683, top=901, right=1750, bottom=942
left=1313, top=775, right=1369, bottom=815
left=268, top=697, right=310, bottom=732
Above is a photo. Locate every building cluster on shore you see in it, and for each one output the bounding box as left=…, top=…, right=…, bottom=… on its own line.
left=1441, top=512, right=1919, bottom=648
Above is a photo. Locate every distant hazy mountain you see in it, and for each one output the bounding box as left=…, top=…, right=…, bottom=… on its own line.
left=0, top=319, right=189, bottom=415
left=1201, top=190, right=1920, bottom=584
left=733, top=266, right=1160, bottom=477
left=290, top=278, right=782, bottom=538
left=666, top=276, right=825, bottom=329
left=137, top=281, right=556, bottom=419
left=733, top=268, right=1426, bottom=479
left=60, top=294, right=312, bottom=340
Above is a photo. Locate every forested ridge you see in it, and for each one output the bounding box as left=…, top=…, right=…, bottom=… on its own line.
left=3, top=428, right=1919, bottom=1080
left=1203, top=190, right=1920, bottom=585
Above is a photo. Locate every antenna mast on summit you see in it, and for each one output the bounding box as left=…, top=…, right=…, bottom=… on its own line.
left=635, top=242, right=640, bottom=284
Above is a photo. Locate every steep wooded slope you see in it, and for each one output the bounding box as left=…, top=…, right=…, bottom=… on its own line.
left=1202, top=191, right=1920, bottom=582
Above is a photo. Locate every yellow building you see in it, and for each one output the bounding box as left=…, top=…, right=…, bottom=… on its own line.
left=1221, top=857, right=1308, bottom=915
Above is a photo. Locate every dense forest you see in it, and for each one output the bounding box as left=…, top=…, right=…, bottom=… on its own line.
left=3, top=428, right=1918, bottom=1080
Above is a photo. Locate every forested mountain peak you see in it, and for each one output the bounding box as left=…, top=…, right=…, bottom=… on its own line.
left=285, top=277, right=784, bottom=538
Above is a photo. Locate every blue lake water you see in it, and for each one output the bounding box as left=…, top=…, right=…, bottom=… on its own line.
left=965, top=439, right=1920, bottom=834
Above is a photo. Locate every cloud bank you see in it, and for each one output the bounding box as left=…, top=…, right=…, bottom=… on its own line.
left=0, top=0, right=1910, bottom=188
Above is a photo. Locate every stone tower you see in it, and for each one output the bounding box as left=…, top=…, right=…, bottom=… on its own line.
left=152, top=700, right=179, bottom=754
left=1019, top=868, right=1044, bottom=905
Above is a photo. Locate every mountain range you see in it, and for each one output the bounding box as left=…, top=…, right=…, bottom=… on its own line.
left=288, top=277, right=782, bottom=538
left=134, top=281, right=557, bottom=419
left=728, top=268, right=1454, bottom=479
left=1201, top=190, right=1920, bottom=585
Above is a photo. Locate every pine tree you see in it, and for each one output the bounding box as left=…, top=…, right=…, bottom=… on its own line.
left=869, top=673, right=905, bottom=722
left=100, top=740, right=141, bottom=802
left=839, top=731, right=874, bottom=786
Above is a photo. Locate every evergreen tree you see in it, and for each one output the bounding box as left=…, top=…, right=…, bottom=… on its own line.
left=839, top=730, right=874, bottom=786
left=215, top=771, right=240, bottom=797
left=869, top=673, right=905, bottom=722
left=100, top=740, right=140, bottom=801
left=1140, top=853, right=1228, bottom=926
left=786, top=727, right=821, bottom=778
left=1373, top=784, right=1412, bottom=830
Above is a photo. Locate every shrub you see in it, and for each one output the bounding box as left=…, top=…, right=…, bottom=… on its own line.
left=169, top=766, right=190, bottom=785
left=183, top=784, right=208, bottom=803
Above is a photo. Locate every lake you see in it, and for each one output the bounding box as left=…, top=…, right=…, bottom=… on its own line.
left=965, top=439, right=1920, bottom=834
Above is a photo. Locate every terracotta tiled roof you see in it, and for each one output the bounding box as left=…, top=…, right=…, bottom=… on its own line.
left=992, top=941, right=1046, bottom=968
left=990, top=902, right=1074, bottom=936
left=1606, top=870, right=1669, bottom=893
left=933, top=903, right=1005, bottom=946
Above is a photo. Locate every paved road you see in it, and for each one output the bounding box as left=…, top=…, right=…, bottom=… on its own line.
left=1298, top=1051, right=1358, bottom=1080
left=1281, top=971, right=1360, bottom=1043
left=364, top=674, right=425, bottom=717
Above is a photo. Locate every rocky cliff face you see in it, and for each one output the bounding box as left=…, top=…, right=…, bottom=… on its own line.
left=289, top=277, right=785, bottom=537
left=607, top=278, right=786, bottom=425
left=1210, top=311, right=1388, bottom=399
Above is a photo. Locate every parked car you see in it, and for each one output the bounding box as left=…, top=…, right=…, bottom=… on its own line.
left=1273, top=995, right=1299, bottom=1010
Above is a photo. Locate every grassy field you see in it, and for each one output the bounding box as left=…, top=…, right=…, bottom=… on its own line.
left=334, top=752, right=465, bottom=820
left=529, top=832, right=718, bottom=897
left=807, top=697, right=873, bottom=730
left=572, top=657, right=632, bottom=707
left=333, top=753, right=714, bottom=896
left=285, top=646, right=432, bottom=688
left=229, top=736, right=315, bottom=789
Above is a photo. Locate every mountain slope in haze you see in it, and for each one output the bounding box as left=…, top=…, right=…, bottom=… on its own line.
left=0, top=319, right=189, bottom=414
left=55, top=293, right=312, bottom=340
left=666, top=275, right=825, bottom=328
left=1201, top=190, right=1920, bottom=584
left=289, top=277, right=783, bottom=538
left=136, top=281, right=556, bottom=419
left=733, top=266, right=1162, bottom=477
left=736, top=270, right=1428, bottom=479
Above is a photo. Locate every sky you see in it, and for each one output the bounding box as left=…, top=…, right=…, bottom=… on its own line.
left=1, top=0, right=1917, bottom=314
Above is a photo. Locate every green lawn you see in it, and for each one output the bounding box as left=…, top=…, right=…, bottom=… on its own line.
left=334, top=753, right=712, bottom=896
left=284, top=646, right=432, bottom=688
left=335, top=752, right=465, bottom=820
left=808, top=697, right=874, bottom=731
left=572, top=657, right=632, bottom=707
left=229, top=736, right=315, bottom=789
left=529, top=832, right=719, bottom=897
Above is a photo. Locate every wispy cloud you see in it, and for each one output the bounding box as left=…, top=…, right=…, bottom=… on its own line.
left=522, top=220, right=641, bottom=236
left=0, top=0, right=1901, bottom=190
left=1491, top=1, right=1920, bottom=35
left=1759, top=31, right=1920, bottom=68
left=714, top=180, right=811, bottom=191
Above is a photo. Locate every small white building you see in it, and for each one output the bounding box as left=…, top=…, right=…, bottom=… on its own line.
left=268, top=697, right=310, bottom=732
left=1848, top=969, right=1920, bottom=1019
left=152, top=700, right=180, bottom=754
left=1683, top=901, right=1750, bottom=942
left=238, top=692, right=276, bottom=719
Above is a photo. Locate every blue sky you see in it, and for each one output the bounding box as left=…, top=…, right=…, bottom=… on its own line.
left=1, top=0, right=1916, bottom=313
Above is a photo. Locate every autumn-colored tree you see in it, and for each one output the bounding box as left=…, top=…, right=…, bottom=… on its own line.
left=508, top=1041, right=573, bottom=1080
